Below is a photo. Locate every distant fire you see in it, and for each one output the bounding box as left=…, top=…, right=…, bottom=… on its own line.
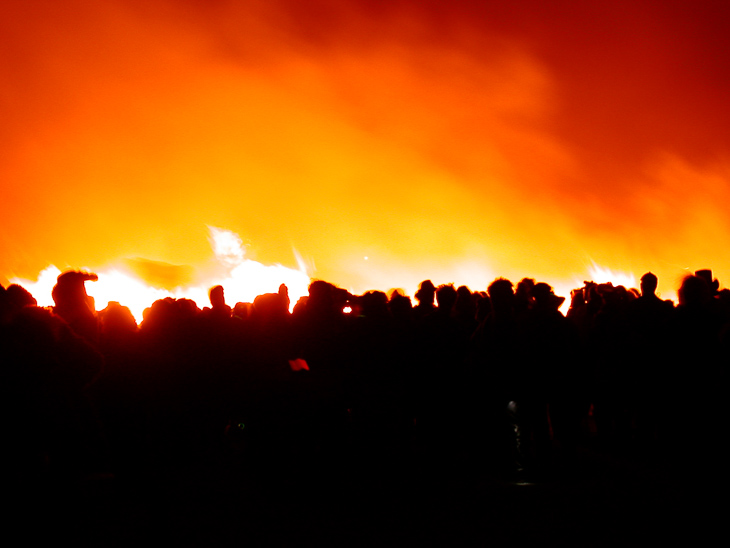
left=12, top=224, right=666, bottom=323
left=11, top=227, right=311, bottom=323
left=585, top=263, right=636, bottom=289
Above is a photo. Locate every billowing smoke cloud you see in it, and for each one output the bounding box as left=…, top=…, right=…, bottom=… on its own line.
left=2, top=0, right=730, bottom=299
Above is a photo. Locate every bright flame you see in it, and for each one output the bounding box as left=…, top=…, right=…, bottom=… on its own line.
left=10, top=265, right=62, bottom=309
left=549, top=263, right=639, bottom=315
left=205, top=226, right=311, bottom=310
left=88, top=270, right=174, bottom=321
left=208, top=226, right=245, bottom=268
left=11, top=228, right=310, bottom=323
left=585, top=262, right=637, bottom=290
left=9, top=229, right=681, bottom=324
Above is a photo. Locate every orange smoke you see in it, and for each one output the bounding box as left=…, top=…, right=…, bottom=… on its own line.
left=2, top=1, right=730, bottom=300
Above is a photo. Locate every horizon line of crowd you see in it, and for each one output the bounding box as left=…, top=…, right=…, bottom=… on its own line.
left=3, top=267, right=728, bottom=483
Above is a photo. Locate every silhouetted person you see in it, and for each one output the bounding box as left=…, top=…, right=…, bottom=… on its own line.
left=523, top=283, right=574, bottom=468
left=666, top=273, right=724, bottom=470
left=1, top=283, right=37, bottom=326
left=91, top=301, right=144, bottom=478
left=3, top=304, right=104, bottom=481
left=695, top=269, right=720, bottom=298
left=206, top=284, right=232, bottom=322
left=291, top=281, right=353, bottom=464
left=470, top=278, right=521, bottom=471
left=413, top=279, right=436, bottom=322
left=388, top=289, right=413, bottom=323
left=348, top=290, right=407, bottom=471
left=514, top=277, right=536, bottom=321
left=623, top=272, right=674, bottom=452
left=279, top=283, right=291, bottom=311
left=414, top=284, right=469, bottom=460
left=52, top=270, right=99, bottom=344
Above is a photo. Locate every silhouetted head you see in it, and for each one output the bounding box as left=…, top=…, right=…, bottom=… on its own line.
left=475, top=292, right=491, bottom=322
left=387, top=288, right=407, bottom=302
left=292, top=295, right=309, bottom=317
left=52, top=270, right=98, bottom=313
left=306, top=280, right=347, bottom=317
left=8, top=305, right=64, bottom=352
left=678, top=275, right=711, bottom=307
left=454, top=285, right=475, bottom=318
left=232, top=302, right=252, bottom=320
left=99, top=301, right=137, bottom=336
left=6, top=283, right=38, bottom=309
left=1, top=284, right=37, bottom=325
left=640, top=272, right=658, bottom=297
left=599, top=284, right=633, bottom=308
left=252, top=292, right=289, bottom=325
left=177, top=298, right=200, bottom=318
left=361, top=290, right=390, bottom=319
left=694, top=269, right=719, bottom=295
left=388, top=291, right=412, bottom=319
left=515, top=278, right=535, bottom=309
left=141, top=297, right=175, bottom=331
left=614, top=285, right=632, bottom=302
left=209, top=285, right=226, bottom=308
left=570, top=287, right=585, bottom=307
left=279, top=283, right=291, bottom=310
left=51, top=270, right=99, bottom=342
left=308, top=280, right=333, bottom=304
left=436, top=284, right=457, bottom=312
left=415, top=280, right=436, bottom=306
left=532, top=282, right=565, bottom=311
left=487, top=278, right=514, bottom=316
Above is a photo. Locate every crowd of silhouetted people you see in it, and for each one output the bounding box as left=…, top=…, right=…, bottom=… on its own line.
left=2, top=268, right=729, bottom=488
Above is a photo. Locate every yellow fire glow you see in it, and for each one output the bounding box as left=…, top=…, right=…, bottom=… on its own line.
left=585, top=263, right=637, bottom=290
left=11, top=227, right=311, bottom=323
left=3, top=3, right=729, bottom=301
left=14, top=231, right=657, bottom=324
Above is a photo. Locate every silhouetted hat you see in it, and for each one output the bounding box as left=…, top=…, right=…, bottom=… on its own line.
left=695, top=269, right=719, bottom=293
left=52, top=270, right=98, bottom=308
left=418, top=280, right=436, bottom=292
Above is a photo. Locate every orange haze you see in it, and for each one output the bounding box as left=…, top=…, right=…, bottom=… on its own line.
left=3, top=0, right=730, bottom=302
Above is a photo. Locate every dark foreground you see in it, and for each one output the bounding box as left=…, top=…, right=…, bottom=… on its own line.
left=11, top=439, right=722, bottom=547
left=5, top=272, right=728, bottom=545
